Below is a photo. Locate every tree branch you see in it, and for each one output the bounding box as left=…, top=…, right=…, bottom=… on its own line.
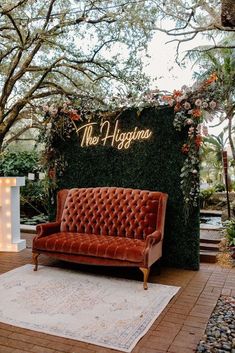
left=0, top=46, right=18, bottom=64
left=5, top=12, right=24, bottom=44
left=0, top=49, right=23, bottom=113
left=0, top=0, right=28, bottom=14
left=5, top=123, right=43, bottom=146
left=43, top=0, right=57, bottom=30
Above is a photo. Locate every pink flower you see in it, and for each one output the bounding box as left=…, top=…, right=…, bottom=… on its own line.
left=188, top=126, right=195, bottom=137
left=202, top=101, right=208, bottom=109
left=209, top=100, right=216, bottom=109
left=195, top=99, right=202, bottom=107
left=185, top=118, right=193, bottom=125
left=176, top=96, right=184, bottom=103
left=183, top=102, right=191, bottom=110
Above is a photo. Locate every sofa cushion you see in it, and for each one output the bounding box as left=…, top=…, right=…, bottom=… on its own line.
left=33, top=233, right=146, bottom=263
left=60, top=187, right=160, bottom=239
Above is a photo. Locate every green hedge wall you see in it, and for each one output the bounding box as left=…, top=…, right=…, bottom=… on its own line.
left=53, top=106, right=200, bottom=270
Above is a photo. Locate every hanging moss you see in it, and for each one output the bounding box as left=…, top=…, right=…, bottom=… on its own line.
left=50, top=106, right=199, bottom=270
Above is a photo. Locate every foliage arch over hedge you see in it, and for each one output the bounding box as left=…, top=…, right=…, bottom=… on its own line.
left=46, top=106, right=200, bottom=270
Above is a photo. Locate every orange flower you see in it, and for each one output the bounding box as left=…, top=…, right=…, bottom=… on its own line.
left=192, top=109, right=202, bottom=118
left=182, top=144, right=190, bottom=154
left=195, top=135, right=203, bottom=149
left=203, top=72, right=218, bottom=86
left=174, top=103, right=181, bottom=112
left=69, top=111, right=80, bottom=121
left=173, top=90, right=183, bottom=98
left=162, top=95, right=172, bottom=101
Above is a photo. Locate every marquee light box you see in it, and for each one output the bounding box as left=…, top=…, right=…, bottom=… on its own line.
left=0, top=177, right=26, bottom=252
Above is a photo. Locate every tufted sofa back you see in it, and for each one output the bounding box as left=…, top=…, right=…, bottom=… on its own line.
left=60, top=187, right=167, bottom=240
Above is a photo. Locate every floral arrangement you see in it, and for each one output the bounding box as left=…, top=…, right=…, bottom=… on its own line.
left=160, top=73, right=218, bottom=216
left=40, top=73, right=218, bottom=217
left=39, top=102, right=81, bottom=200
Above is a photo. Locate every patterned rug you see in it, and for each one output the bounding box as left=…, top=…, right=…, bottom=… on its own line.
left=0, top=265, right=180, bottom=352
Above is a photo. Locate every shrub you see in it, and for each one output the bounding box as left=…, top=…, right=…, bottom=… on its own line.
left=223, top=218, right=235, bottom=246
left=0, top=150, right=49, bottom=218
left=214, top=183, right=225, bottom=192
left=0, top=150, right=39, bottom=176
left=199, top=187, right=215, bottom=208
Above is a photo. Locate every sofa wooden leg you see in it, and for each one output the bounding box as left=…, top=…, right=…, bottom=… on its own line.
left=139, top=267, right=150, bottom=290
left=32, top=253, right=40, bottom=271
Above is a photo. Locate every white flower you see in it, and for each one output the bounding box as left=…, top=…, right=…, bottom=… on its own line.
left=202, top=101, right=208, bottom=109
left=195, top=99, right=202, bottom=107
left=185, top=119, right=193, bottom=125
left=176, top=96, right=183, bottom=103
left=209, top=100, right=216, bottom=109
left=192, top=169, right=198, bottom=174
left=184, top=102, right=191, bottom=110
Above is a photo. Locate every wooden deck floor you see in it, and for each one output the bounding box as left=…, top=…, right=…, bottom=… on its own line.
left=0, top=233, right=234, bottom=353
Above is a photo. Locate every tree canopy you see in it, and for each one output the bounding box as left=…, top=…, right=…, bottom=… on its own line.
left=153, top=0, right=235, bottom=58
left=0, top=0, right=158, bottom=150
left=190, top=43, right=235, bottom=159
left=0, top=0, right=234, bottom=150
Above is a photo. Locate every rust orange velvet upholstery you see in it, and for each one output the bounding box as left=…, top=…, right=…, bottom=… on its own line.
left=33, top=187, right=168, bottom=270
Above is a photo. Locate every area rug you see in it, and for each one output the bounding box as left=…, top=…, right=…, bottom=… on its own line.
left=0, top=265, right=180, bottom=352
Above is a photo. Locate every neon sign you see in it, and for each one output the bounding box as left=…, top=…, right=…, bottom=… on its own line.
left=75, top=120, right=152, bottom=150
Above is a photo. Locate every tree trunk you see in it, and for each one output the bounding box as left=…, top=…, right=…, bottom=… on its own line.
left=228, top=115, right=235, bottom=160
left=221, top=0, right=235, bottom=27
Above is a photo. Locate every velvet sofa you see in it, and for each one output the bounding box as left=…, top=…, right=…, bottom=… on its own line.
left=32, top=187, right=168, bottom=289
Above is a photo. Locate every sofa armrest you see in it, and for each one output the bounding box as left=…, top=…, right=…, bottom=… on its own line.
left=36, top=222, right=61, bottom=238
left=145, top=230, right=162, bottom=247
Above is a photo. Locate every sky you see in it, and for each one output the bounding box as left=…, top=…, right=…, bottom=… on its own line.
left=144, top=33, right=194, bottom=92
left=144, top=31, right=210, bottom=92
left=144, top=31, right=225, bottom=136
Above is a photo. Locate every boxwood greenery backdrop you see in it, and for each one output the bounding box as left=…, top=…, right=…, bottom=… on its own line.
left=46, top=106, right=200, bottom=270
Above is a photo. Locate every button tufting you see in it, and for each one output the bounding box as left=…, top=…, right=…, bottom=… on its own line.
left=60, top=187, right=159, bottom=238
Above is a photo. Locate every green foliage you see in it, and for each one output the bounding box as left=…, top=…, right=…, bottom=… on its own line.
left=232, top=181, right=235, bottom=191
left=20, top=180, right=49, bottom=215
left=214, top=183, right=225, bottom=192
left=20, top=213, right=48, bottom=225
left=223, top=218, right=235, bottom=246
left=45, top=106, right=200, bottom=270
left=0, top=151, right=39, bottom=176
left=200, top=188, right=215, bottom=200
left=0, top=150, right=49, bottom=217
left=199, top=187, right=215, bottom=208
